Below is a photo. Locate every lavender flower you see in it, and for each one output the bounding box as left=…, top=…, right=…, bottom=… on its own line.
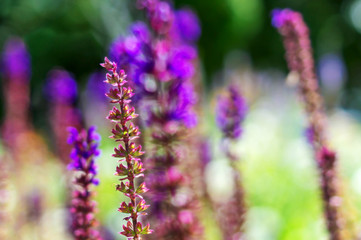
left=68, top=126, right=101, bottom=240
left=215, top=85, right=247, bottom=240
left=46, top=69, right=82, bottom=164
left=272, top=8, right=343, bottom=240
left=216, top=85, right=247, bottom=139
left=101, top=57, right=152, bottom=239
left=1, top=38, right=31, bottom=155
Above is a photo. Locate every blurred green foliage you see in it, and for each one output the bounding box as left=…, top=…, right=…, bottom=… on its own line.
left=2, top=0, right=361, bottom=115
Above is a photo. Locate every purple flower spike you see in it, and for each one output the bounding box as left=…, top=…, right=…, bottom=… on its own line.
left=45, top=69, right=78, bottom=104
left=2, top=37, right=31, bottom=82
left=216, top=85, right=247, bottom=140
left=1, top=37, right=31, bottom=156
left=273, top=8, right=343, bottom=240
left=215, top=84, right=248, bottom=239
left=68, top=126, right=102, bottom=240
left=101, top=57, right=152, bottom=239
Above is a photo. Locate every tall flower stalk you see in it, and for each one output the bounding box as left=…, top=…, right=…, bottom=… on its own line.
left=272, top=9, right=343, bottom=240
left=215, top=85, right=247, bottom=240
left=101, top=57, right=152, bottom=239
left=109, top=1, right=202, bottom=239
left=67, top=126, right=102, bottom=240
left=1, top=37, right=31, bottom=159
left=46, top=69, right=82, bottom=164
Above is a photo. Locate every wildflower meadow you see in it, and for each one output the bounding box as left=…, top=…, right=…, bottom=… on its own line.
left=2, top=0, right=361, bottom=240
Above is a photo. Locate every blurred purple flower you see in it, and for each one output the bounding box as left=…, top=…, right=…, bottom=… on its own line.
left=109, top=22, right=154, bottom=95
left=199, top=139, right=212, bottom=169
left=168, top=45, right=196, bottom=80
left=216, top=85, right=247, bottom=139
left=131, top=22, right=151, bottom=43
left=169, top=81, right=197, bottom=127
left=147, top=0, right=174, bottom=34
left=305, top=126, right=315, bottom=145
left=45, top=69, right=78, bottom=104
left=174, top=9, right=201, bottom=43
left=86, top=72, right=109, bottom=102
left=1, top=37, right=32, bottom=156
left=1, top=37, right=31, bottom=82
left=45, top=69, right=82, bottom=164
left=319, top=53, right=346, bottom=92
left=25, top=189, right=43, bottom=223
left=271, top=8, right=296, bottom=28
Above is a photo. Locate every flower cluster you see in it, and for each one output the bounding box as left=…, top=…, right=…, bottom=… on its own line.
left=46, top=69, right=82, bottom=164
left=67, top=126, right=101, bottom=240
left=272, top=8, right=343, bottom=240
left=216, top=85, right=247, bottom=140
left=101, top=57, right=152, bottom=239
left=109, top=1, right=200, bottom=127
left=215, top=85, right=247, bottom=240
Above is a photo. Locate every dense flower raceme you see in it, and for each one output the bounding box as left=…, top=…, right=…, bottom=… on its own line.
left=1, top=38, right=31, bottom=154
left=101, top=57, right=152, bottom=239
left=67, top=126, right=101, bottom=240
left=272, top=9, right=343, bottom=240
left=45, top=69, right=82, bottom=163
left=215, top=86, right=247, bottom=240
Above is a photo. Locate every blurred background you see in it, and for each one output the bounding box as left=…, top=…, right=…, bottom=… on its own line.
left=1, top=0, right=361, bottom=239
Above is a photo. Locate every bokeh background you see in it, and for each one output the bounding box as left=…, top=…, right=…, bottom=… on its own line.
left=1, top=0, right=361, bottom=239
